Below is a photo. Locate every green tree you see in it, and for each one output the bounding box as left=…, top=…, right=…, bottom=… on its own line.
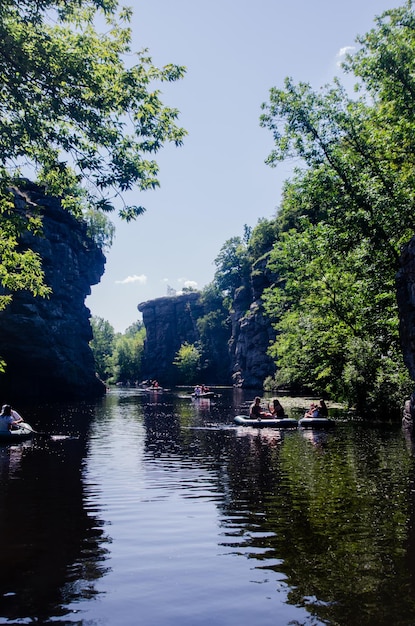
left=0, top=0, right=186, bottom=323
left=173, top=342, right=201, bottom=384
left=112, top=321, right=146, bottom=383
left=0, top=0, right=186, bottom=219
left=90, top=316, right=115, bottom=380
left=214, top=235, right=251, bottom=301
left=260, top=3, right=415, bottom=415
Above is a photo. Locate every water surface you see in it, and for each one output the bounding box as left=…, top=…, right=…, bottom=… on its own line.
left=0, top=388, right=414, bottom=625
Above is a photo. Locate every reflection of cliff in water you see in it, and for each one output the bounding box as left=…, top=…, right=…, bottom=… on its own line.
left=0, top=402, right=110, bottom=623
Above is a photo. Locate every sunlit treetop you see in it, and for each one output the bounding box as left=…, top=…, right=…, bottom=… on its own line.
left=0, top=0, right=187, bottom=220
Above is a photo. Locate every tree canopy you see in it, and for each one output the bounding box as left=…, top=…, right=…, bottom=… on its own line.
left=0, top=0, right=186, bottom=219
left=259, top=2, right=415, bottom=414
left=0, top=0, right=186, bottom=370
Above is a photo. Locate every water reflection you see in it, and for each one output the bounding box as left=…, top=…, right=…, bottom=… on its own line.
left=136, top=391, right=415, bottom=625
left=0, top=402, right=111, bottom=624
left=2, top=390, right=415, bottom=625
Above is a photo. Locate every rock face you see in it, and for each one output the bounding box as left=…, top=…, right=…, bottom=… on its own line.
left=138, top=257, right=276, bottom=389
left=0, top=183, right=106, bottom=401
left=229, top=256, right=277, bottom=388
left=229, top=297, right=276, bottom=388
left=397, top=236, right=415, bottom=381
left=397, top=235, right=415, bottom=424
left=138, top=293, right=205, bottom=384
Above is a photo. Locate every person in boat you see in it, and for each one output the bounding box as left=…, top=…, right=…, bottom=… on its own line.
left=269, top=397, right=285, bottom=418
left=249, top=396, right=267, bottom=419
left=0, top=404, right=23, bottom=432
left=304, top=402, right=319, bottom=418
left=193, top=385, right=202, bottom=397
left=318, top=399, right=328, bottom=417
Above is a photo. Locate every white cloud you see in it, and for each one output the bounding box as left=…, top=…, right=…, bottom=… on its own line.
left=175, top=279, right=199, bottom=295
left=336, top=46, right=355, bottom=66
left=116, top=274, right=147, bottom=285
left=177, top=278, right=198, bottom=288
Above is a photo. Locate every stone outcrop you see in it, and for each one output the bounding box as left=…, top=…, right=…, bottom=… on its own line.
left=138, top=292, right=205, bottom=384
left=397, top=236, right=415, bottom=381
left=138, top=255, right=276, bottom=389
left=230, top=298, right=276, bottom=388
left=0, top=182, right=106, bottom=401
left=229, top=256, right=276, bottom=388
left=397, top=235, right=415, bottom=425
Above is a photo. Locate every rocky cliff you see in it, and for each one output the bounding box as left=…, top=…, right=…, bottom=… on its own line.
left=0, top=182, right=106, bottom=401
left=397, top=235, right=415, bottom=422
left=229, top=255, right=276, bottom=388
left=138, top=256, right=276, bottom=389
left=138, top=292, right=205, bottom=384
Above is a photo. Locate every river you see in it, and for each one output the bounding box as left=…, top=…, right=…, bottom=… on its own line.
left=0, top=387, right=414, bottom=625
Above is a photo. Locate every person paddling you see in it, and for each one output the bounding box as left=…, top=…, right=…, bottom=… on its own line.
left=318, top=399, right=328, bottom=417
left=0, top=404, right=23, bottom=432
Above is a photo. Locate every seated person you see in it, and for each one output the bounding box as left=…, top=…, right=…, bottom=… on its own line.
left=249, top=396, right=266, bottom=419
left=318, top=399, right=328, bottom=417
left=304, top=402, right=320, bottom=418
left=269, top=397, right=285, bottom=417
left=0, top=404, right=23, bottom=432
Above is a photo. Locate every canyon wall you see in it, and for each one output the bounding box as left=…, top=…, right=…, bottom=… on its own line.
left=138, top=258, right=276, bottom=388
left=397, top=235, right=415, bottom=423
left=0, top=183, right=106, bottom=401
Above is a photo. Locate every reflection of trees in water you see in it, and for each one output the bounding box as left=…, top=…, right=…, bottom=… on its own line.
left=0, top=406, right=111, bottom=623
left=221, top=426, right=415, bottom=625
left=109, top=390, right=415, bottom=625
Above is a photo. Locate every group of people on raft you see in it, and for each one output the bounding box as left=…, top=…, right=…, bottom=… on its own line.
left=249, top=397, right=328, bottom=419
left=193, top=384, right=211, bottom=396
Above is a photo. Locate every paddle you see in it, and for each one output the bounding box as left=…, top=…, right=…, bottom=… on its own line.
left=17, top=422, right=51, bottom=438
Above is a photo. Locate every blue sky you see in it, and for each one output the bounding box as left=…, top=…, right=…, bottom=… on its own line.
left=86, top=0, right=404, bottom=333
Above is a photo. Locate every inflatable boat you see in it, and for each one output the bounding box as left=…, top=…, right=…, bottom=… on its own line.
left=298, top=416, right=335, bottom=429
left=0, top=423, right=34, bottom=443
left=234, top=415, right=298, bottom=429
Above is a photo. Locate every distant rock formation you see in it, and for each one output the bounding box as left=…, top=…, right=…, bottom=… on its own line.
left=0, top=182, right=106, bottom=401
left=229, top=256, right=276, bottom=388
left=138, top=292, right=205, bottom=384
left=138, top=259, right=276, bottom=389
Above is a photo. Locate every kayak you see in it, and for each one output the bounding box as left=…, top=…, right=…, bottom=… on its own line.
left=0, top=422, right=34, bottom=443
left=234, top=415, right=298, bottom=429
left=299, top=416, right=335, bottom=429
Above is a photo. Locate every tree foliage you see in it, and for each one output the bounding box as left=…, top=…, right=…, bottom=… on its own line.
left=173, top=342, right=201, bottom=384
left=0, top=0, right=186, bottom=332
left=90, top=315, right=115, bottom=380
left=90, top=316, right=146, bottom=383
left=112, top=322, right=146, bottom=383
left=213, top=234, right=251, bottom=301
left=259, top=2, right=415, bottom=415
left=0, top=0, right=186, bottom=219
